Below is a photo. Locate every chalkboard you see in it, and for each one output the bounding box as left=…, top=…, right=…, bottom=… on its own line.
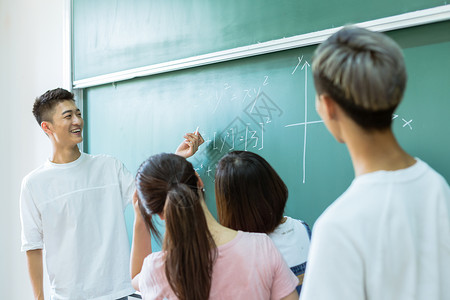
left=82, top=21, right=450, bottom=250
left=73, top=0, right=446, bottom=80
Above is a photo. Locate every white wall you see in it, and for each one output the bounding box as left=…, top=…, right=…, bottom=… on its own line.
left=0, top=0, right=64, bottom=298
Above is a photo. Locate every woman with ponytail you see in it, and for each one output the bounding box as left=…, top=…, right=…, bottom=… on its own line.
left=130, top=153, right=298, bottom=300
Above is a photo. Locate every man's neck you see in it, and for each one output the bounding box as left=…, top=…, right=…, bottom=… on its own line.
left=50, top=146, right=81, bottom=164
left=345, top=127, right=416, bottom=177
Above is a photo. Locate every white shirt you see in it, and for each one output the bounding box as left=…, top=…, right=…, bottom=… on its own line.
left=269, top=216, right=310, bottom=268
left=20, top=153, right=135, bottom=300
left=300, top=159, right=450, bottom=300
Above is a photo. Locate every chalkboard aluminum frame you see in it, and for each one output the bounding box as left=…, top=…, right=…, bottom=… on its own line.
left=69, top=4, right=450, bottom=90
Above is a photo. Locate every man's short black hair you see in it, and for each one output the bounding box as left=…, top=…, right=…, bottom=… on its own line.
left=33, top=88, right=75, bottom=125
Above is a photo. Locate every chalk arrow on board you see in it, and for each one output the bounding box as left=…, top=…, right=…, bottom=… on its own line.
left=301, top=61, right=310, bottom=70
left=301, top=61, right=310, bottom=183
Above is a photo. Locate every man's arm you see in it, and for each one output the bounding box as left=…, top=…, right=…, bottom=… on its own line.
left=175, top=131, right=204, bottom=158
left=26, top=249, right=44, bottom=300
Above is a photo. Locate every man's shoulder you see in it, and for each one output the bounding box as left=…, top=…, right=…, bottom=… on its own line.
left=81, top=153, right=124, bottom=170
left=83, top=154, right=132, bottom=182
left=417, top=159, right=450, bottom=188
left=83, top=152, right=115, bottom=161
left=85, top=152, right=122, bottom=164
left=22, top=162, right=52, bottom=185
left=314, top=184, right=370, bottom=232
left=22, top=154, right=122, bottom=185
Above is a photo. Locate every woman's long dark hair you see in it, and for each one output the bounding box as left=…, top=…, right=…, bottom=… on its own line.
left=215, top=151, right=288, bottom=234
left=135, top=153, right=217, bottom=300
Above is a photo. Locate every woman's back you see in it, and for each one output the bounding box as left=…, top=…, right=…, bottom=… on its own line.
left=269, top=216, right=311, bottom=294
left=215, top=151, right=311, bottom=295
left=269, top=217, right=311, bottom=267
left=132, top=153, right=298, bottom=300
left=139, top=231, right=298, bottom=300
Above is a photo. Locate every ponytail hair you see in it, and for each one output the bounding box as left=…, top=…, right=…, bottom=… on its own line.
left=135, top=153, right=217, bottom=300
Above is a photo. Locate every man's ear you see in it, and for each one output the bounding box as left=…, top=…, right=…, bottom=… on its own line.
left=320, top=94, right=338, bottom=120
left=41, top=121, right=53, bottom=135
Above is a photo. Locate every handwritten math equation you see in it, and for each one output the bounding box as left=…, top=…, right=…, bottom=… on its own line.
left=191, top=54, right=416, bottom=184
left=193, top=118, right=267, bottom=182
left=392, top=113, right=414, bottom=130
left=192, top=77, right=283, bottom=182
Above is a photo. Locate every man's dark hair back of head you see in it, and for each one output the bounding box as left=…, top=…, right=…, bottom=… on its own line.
left=312, top=26, right=407, bottom=130
left=33, top=88, right=75, bottom=125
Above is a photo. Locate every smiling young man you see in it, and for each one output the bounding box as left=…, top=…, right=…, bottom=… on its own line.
left=20, top=88, right=203, bottom=300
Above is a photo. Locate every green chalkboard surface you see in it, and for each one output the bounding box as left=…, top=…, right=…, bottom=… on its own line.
left=82, top=21, right=450, bottom=251
left=73, top=0, right=446, bottom=80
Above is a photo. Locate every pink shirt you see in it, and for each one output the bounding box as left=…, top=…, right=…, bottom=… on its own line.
left=139, top=231, right=298, bottom=299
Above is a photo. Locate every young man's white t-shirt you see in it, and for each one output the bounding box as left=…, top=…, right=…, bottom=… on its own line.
left=20, top=153, right=135, bottom=300
left=300, top=159, right=450, bottom=300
